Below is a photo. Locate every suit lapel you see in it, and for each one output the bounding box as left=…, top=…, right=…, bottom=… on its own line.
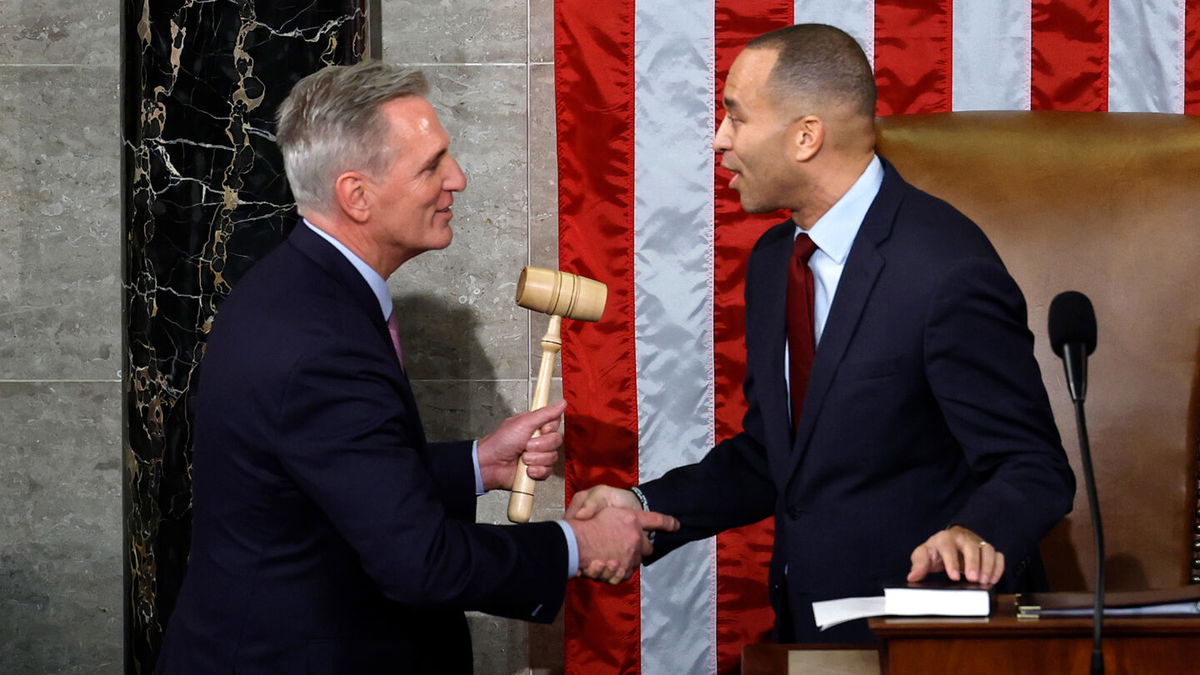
left=747, top=222, right=798, bottom=482
left=287, top=224, right=428, bottom=443
left=784, top=161, right=907, bottom=482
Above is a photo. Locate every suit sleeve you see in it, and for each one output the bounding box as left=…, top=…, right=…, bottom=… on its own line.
left=637, top=388, right=778, bottom=561
left=637, top=234, right=783, bottom=561
left=424, top=440, right=476, bottom=521
left=924, top=256, right=1076, bottom=564
left=275, top=335, right=566, bottom=623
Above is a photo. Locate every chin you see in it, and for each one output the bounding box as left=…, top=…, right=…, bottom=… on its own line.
left=740, top=199, right=768, bottom=214
left=432, top=226, right=454, bottom=250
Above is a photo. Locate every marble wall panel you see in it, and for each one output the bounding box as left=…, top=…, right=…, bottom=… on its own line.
left=409, top=376, right=567, bottom=675
left=0, top=382, right=122, bottom=675
left=380, top=0, right=527, bottom=64
left=528, top=63, right=562, bottom=382
left=530, top=0, right=554, bottom=64
left=0, top=65, right=121, bottom=380
left=376, top=1, right=568, bottom=671
left=0, top=1, right=119, bottom=65
left=389, top=64, right=531, bottom=381
left=122, top=2, right=367, bottom=671
left=529, top=63, right=558, bottom=274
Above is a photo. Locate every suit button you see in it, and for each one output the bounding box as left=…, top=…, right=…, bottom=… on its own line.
left=786, top=506, right=802, bottom=520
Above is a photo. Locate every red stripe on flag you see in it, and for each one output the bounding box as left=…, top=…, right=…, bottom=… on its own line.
left=1031, top=0, right=1109, bottom=111
left=556, top=1, right=641, bottom=673
left=1188, top=0, right=1200, bottom=115
left=874, top=0, right=954, bottom=115
left=713, top=2, right=791, bottom=672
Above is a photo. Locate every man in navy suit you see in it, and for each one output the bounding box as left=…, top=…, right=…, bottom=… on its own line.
left=156, top=61, right=678, bottom=673
left=568, top=24, right=1075, bottom=643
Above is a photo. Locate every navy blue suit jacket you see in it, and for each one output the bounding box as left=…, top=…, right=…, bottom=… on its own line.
left=157, top=224, right=567, bottom=674
left=639, top=160, right=1075, bottom=643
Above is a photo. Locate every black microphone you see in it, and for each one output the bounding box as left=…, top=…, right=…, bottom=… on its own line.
left=1049, top=291, right=1097, bottom=402
left=1048, top=290, right=1104, bottom=675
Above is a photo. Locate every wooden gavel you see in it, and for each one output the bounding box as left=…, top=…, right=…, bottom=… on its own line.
left=507, top=266, right=607, bottom=523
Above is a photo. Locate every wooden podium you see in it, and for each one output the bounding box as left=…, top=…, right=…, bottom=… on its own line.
left=743, top=596, right=1200, bottom=674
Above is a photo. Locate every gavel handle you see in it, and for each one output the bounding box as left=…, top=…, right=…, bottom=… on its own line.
left=508, top=315, right=562, bottom=523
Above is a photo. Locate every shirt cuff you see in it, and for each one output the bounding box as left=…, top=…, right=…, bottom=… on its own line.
left=471, top=440, right=484, bottom=496
left=630, top=486, right=655, bottom=544
left=555, top=520, right=581, bottom=579
left=630, top=485, right=650, bottom=511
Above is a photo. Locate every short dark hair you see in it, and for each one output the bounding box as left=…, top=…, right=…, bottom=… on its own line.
left=746, top=23, right=876, bottom=118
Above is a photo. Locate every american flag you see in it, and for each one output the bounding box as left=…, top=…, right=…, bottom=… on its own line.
left=555, top=1, right=1200, bottom=673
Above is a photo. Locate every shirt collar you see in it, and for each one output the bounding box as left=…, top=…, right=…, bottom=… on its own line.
left=798, top=154, right=884, bottom=264
left=304, top=219, right=393, bottom=319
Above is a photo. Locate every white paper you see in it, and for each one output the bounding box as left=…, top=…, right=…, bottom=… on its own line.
left=811, top=596, right=886, bottom=630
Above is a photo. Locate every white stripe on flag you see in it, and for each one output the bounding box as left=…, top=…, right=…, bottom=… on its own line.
left=634, top=2, right=718, bottom=674
left=1109, top=0, right=1186, bottom=113
left=794, top=0, right=875, bottom=66
left=952, top=0, right=1032, bottom=110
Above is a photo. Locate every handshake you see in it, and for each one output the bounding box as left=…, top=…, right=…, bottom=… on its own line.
left=479, top=401, right=679, bottom=585
left=563, top=485, right=678, bottom=585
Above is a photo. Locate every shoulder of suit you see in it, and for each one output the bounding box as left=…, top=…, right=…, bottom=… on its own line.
left=213, top=243, right=378, bottom=346
left=750, top=219, right=796, bottom=253
left=887, top=183, right=997, bottom=257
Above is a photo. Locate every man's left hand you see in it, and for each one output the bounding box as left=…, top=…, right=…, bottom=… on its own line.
left=907, top=525, right=1004, bottom=585
left=477, top=400, right=567, bottom=491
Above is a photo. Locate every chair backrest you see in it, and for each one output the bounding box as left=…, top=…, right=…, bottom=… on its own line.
left=877, top=111, right=1200, bottom=592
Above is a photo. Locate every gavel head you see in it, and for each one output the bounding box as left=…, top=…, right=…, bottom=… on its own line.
left=515, top=267, right=607, bottom=321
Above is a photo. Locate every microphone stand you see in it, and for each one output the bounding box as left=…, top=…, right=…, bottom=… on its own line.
left=1065, top=343, right=1105, bottom=675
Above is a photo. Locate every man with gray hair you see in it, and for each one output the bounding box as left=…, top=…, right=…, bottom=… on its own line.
left=156, top=60, right=677, bottom=674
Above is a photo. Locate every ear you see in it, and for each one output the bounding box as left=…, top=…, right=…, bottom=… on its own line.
left=791, top=115, right=824, bottom=162
left=332, top=171, right=372, bottom=223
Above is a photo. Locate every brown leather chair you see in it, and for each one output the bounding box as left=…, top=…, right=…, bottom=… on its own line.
left=877, top=111, right=1200, bottom=592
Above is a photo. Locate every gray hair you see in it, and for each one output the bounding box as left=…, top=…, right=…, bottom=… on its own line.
left=747, top=24, right=876, bottom=119
left=276, top=60, right=429, bottom=214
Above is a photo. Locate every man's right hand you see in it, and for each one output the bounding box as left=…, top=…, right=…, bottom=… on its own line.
left=567, top=506, right=678, bottom=585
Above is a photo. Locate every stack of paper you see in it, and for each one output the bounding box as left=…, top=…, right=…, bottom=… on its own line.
left=812, top=582, right=992, bottom=630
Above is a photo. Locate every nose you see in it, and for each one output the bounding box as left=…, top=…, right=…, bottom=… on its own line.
left=713, top=115, right=732, bottom=153
left=444, top=155, right=467, bottom=192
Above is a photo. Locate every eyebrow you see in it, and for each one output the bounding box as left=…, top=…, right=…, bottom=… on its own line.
left=422, top=147, right=447, bottom=170
left=722, top=96, right=742, bottom=114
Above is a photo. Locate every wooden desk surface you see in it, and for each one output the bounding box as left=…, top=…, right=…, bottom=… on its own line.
left=871, top=594, right=1200, bottom=637
left=871, top=595, right=1200, bottom=674
left=743, top=597, right=1200, bottom=674
left=741, top=643, right=878, bottom=675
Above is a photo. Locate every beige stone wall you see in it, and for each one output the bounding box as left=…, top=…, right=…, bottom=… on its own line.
left=0, top=1, right=562, bottom=672
left=380, top=1, right=565, bottom=672
left=0, top=1, right=123, bottom=673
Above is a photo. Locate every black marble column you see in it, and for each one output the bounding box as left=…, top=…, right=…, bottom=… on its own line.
left=122, top=1, right=368, bottom=671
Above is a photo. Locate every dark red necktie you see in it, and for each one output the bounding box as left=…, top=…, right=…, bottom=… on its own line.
left=787, top=233, right=818, bottom=433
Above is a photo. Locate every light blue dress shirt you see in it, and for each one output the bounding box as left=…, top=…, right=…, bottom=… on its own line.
left=304, top=221, right=580, bottom=578
left=800, top=154, right=884, bottom=343
left=784, top=156, right=884, bottom=422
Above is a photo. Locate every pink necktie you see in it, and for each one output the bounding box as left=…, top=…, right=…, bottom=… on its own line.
left=386, top=311, right=405, bottom=369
